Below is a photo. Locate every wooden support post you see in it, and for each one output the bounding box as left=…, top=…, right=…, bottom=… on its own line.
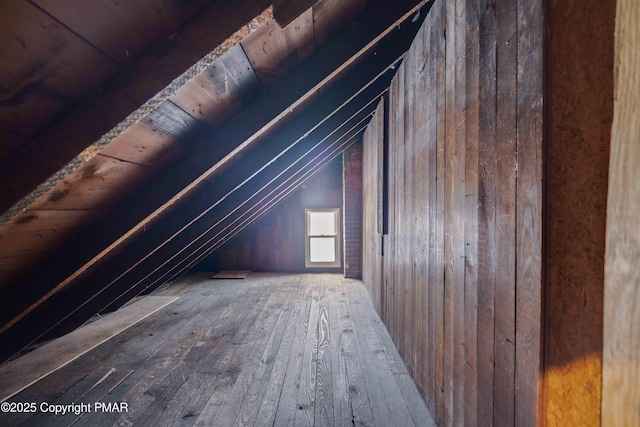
left=602, top=0, right=640, bottom=424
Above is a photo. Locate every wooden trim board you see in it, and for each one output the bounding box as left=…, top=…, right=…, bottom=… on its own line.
left=0, top=295, right=178, bottom=402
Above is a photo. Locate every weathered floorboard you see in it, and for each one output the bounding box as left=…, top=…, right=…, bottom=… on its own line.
left=0, top=273, right=433, bottom=426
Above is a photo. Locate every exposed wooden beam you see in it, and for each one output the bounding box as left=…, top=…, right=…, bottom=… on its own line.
left=0, top=0, right=430, bottom=359
left=0, top=0, right=274, bottom=213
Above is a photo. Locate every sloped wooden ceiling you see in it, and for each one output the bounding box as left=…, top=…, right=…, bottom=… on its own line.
left=0, top=0, right=432, bottom=362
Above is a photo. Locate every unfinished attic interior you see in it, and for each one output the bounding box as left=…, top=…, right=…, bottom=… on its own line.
left=0, top=0, right=638, bottom=425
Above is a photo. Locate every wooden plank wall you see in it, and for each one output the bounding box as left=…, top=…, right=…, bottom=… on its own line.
left=361, top=1, right=543, bottom=425
left=602, top=0, right=640, bottom=424
left=203, top=195, right=301, bottom=272
left=361, top=100, right=383, bottom=313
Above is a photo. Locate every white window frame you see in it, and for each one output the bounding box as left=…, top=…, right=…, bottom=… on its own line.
left=305, top=208, right=341, bottom=268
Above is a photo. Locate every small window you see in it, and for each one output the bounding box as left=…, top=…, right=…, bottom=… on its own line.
left=305, top=209, right=341, bottom=268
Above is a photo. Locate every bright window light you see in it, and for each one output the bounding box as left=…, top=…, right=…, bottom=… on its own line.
left=305, top=209, right=340, bottom=268
left=310, top=237, right=336, bottom=262
left=309, top=212, right=336, bottom=235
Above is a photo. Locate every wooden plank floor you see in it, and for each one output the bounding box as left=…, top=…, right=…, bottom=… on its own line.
left=0, top=273, right=435, bottom=427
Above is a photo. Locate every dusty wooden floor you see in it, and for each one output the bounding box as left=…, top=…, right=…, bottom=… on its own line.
left=0, top=273, right=434, bottom=426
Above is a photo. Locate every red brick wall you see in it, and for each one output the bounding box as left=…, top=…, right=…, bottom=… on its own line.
left=343, top=140, right=363, bottom=278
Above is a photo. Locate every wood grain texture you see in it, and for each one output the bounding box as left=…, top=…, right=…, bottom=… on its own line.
left=543, top=0, right=614, bottom=425
left=493, top=1, right=518, bottom=425
left=0, top=152, right=155, bottom=288
left=463, top=1, right=480, bottom=425
left=0, top=272, right=431, bottom=426
left=241, top=11, right=315, bottom=86
left=422, top=7, right=439, bottom=414
left=443, top=1, right=458, bottom=423
left=602, top=0, right=640, bottom=424
left=337, top=282, right=375, bottom=426
left=32, top=0, right=215, bottom=66
left=25, top=155, right=155, bottom=211
left=141, top=100, right=208, bottom=141
left=0, top=0, right=275, bottom=213
left=433, top=2, right=446, bottom=421
left=27, top=94, right=377, bottom=350
left=359, top=1, right=544, bottom=425
left=0, top=1, right=120, bottom=137
left=347, top=278, right=416, bottom=426
left=99, top=121, right=184, bottom=168
left=477, top=1, right=498, bottom=425
left=170, top=45, right=261, bottom=126
left=362, top=98, right=383, bottom=312
left=0, top=3, right=425, bottom=355
left=0, top=295, right=177, bottom=402
left=515, top=0, right=544, bottom=424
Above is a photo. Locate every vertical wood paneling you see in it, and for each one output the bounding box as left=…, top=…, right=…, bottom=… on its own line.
left=362, top=100, right=384, bottom=312
left=388, top=74, right=399, bottom=351
left=494, top=0, right=518, bottom=425
left=423, top=4, right=441, bottom=415
left=515, top=0, right=543, bottom=425
left=411, top=19, right=427, bottom=399
left=463, top=2, right=480, bottom=425
left=477, top=1, right=498, bottom=425
left=440, top=0, right=470, bottom=422
left=395, top=66, right=408, bottom=365
left=452, top=0, right=468, bottom=423
left=603, top=1, right=640, bottom=424
left=361, top=0, right=543, bottom=425
left=433, top=2, right=447, bottom=420
left=386, top=81, right=395, bottom=346
left=402, top=30, right=417, bottom=380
